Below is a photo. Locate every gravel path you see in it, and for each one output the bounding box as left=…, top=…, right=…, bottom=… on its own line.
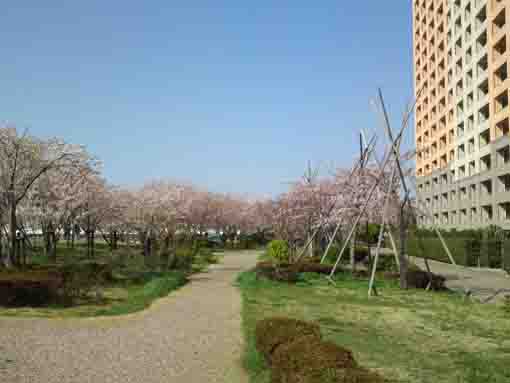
left=0, top=250, right=260, bottom=383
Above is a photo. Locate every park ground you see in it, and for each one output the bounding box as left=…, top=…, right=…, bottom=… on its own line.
left=1, top=250, right=510, bottom=383
left=0, top=250, right=258, bottom=383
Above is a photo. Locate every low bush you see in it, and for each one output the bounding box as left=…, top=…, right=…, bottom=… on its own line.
left=59, top=261, right=113, bottom=304
left=295, top=261, right=338, bottom=274
left=0, top=271, right=62, bottom=306
left=271, top=335, right=358, bottom=383
left=255, top=317, right=321, bottom=363
left=407, top=269, right=446, bottom=290
left=254, top=263, right=300, bottom=283
left=266, top=240, right=290, bottom=265
left=0, top=261, right=116, bottom=307
left=255, top=259, right=342, bottom=282
left=383, top=269, right=446, bottom=291
left=256, top=317, right=385, bottom=383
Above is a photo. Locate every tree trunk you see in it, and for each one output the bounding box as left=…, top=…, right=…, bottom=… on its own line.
left=65, top=224, right=71, bottom=248
left=144, top=233, right=151, bottom=258
left=399, top=205, right=409, bottom=289
left=0, top=228, right=4, bottom=266
left=86, top=230, right=91, bottom=257
left=50, top=231, right=57, bottom=261
left=164, top=233, right=171, bottom=255
left=113, top=231, right=118, bottom=250
left=109, top=231, right=114, bottom=252
left=21, top=237, right=27, bottom=267
left=91, top=230, right=95, bottom=257
left=350, top=230, right=357, bottom=273
left=8, top=190, right=17, bottom=266
left=44, top=228, right=50, bottom=257
left=72, top=224, right=78, bottom=249
left=15, top=238, right=21, bottom=268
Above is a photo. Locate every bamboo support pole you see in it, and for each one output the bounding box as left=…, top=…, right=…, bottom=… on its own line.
left=368, top=156, right=398, bottom=296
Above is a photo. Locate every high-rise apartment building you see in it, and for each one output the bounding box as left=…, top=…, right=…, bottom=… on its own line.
left=414, top=0, right=510, bottom=228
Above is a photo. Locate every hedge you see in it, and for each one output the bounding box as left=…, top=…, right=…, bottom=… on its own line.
left=255, top=317, right=385, bottom=383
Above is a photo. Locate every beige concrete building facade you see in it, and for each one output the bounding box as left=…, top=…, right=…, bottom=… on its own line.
left=414, top=0, right=510, bottom=229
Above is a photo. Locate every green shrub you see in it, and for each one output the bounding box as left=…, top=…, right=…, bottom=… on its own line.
left=267, top=240, right=290, bottom=265
left=255, top=317, right=321, bottom=362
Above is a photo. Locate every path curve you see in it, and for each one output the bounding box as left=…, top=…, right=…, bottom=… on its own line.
left=0, top=250, right=259, bottom=383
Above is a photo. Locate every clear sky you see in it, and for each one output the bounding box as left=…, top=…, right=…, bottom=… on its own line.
left=1, top=1, right=414, bottom=197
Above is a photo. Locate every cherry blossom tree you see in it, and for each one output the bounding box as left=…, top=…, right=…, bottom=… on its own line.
left=0, top=125, right=96, bottom=266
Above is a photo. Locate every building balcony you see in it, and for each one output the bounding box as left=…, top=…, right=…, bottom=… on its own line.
left=477, top=89, right=489, bottom=106
left=491, top=0, right=506, bottom=18
left=475, top=17, right=487, bottom=33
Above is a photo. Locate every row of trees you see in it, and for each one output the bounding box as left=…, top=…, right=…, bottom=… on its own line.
left=0, top=126, right=273, bottom=268
left=0, top=124, right=406, bottom=272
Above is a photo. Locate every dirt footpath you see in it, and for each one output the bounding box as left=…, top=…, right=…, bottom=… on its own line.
left=0, top=250, right=260, bottom=383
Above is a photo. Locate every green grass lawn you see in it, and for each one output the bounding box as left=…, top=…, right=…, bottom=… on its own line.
left=237, top=270, right=510, bottom=383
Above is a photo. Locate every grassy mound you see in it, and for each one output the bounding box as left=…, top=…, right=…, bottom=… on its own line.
left=255, top=317, right=321, bottom=362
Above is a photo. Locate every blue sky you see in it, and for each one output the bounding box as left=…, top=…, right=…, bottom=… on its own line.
left=1, top=1, right=414, bottom=197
